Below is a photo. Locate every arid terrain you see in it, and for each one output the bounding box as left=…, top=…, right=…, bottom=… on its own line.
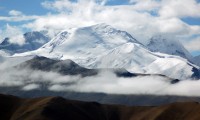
left=1, top=93, right=200, bottom=120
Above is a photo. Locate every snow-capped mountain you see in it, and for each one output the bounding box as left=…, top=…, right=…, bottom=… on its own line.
left=16, top=23, right=143, bottom=59
left=37, top=23, right=143, bottom=59
left=14, top=24, right=200, bottom=80
left=0, top=31, right=50, bottom=55
left=84, top=42, right=199, bottom=79
left=146, top=35, right=193, bottom=61
left=193, top=55, right=200, bottom=67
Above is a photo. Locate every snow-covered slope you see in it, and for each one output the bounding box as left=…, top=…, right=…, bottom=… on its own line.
left=16, top=23, right=142, bottom=59
left=85, top=42, right=155, bottom=72
left=14, top=24, right=200, bottom=80
left=0, top=31, right=50, bottom=55
left=85, top=42, right=199, bottom=79
left=193, top=55, right=200, bottom=67
left=38, top=23, right=142, bottom=59
left=146, top=35, right=193, bottom=61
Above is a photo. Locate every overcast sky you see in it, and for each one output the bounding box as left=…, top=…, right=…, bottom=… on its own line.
left=0, top=0, right=200, bottom=56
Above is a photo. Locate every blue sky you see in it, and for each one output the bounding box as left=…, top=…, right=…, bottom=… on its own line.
left=0, top=0, right=200, bottom=56
left=1, top=0, right=200, bottom=27
left=0, top=0, right=130, bottom=16
left=0, top=0, right=48, bottom=15
left=181, top=17, right=200, bottom=26
left=0, top=0, right=124, bottom=27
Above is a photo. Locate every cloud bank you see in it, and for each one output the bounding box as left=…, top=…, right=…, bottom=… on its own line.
left=0, top=59, right=200, bottom=96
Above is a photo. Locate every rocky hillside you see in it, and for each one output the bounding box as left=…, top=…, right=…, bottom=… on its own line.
left=1, top=93, right=200, bottom=120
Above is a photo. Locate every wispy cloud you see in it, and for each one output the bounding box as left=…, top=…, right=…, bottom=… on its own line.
left=0, top=24, right=26, bottom=45
left=0, top=10, right=39, bottom=22
left=158, top=0, right=200, bottom=18
left=9, top=10, right=23, bottom=16
left=129, top=0, right=161, bottom=11
left=184, top=37, right=200, bottom=51
left=0, top=15, right=39, bottom=22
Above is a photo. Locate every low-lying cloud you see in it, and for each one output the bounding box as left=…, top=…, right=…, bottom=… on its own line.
left=0, top=61, right=200, bottom=96
left=22, top=83, right=40, bottom=91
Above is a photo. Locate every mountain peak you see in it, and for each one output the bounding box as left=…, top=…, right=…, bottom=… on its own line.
left=93, top=23, right=112, bottom=28
left=147, top=35, right=193, bottom=61
left=0, top=31, right=50, bottom=55
left=90, top=23, right=141, bottom=44
left=92, top=23, right=115, bottom=32
left=40, top=23, right=142, bottom=57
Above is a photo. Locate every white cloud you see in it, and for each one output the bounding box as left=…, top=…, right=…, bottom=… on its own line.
left=25, top=1, right=158, bottom=41
left=47, top=71, right=200, bottom=96
left=130, top=0, right=200, bottom=18
left=42, top=0, right=75, bottom=12
left=155, top=18, right=192, bottom=35
left=0, top=24, right=22, bottom=38
left=0, top=58, right=200, bottom=96
left=22, top=84, right=40, bottom=91
left=183, top=37, right=200, bottom=51
left=159, top=0, right=200, bottom=18
left=42, top=0, right=108, bottom=12
left=0, top=16, right=39, bottom=22
left=9, top=10, right=23, bottom=16
left=9, top=35, right=26, bottom=46
left=22, top=0, right=199, bottom=43
left=129, top=0, right=161, bottom=11
left=0, top=10, right=38, bottom=22
left=0, top=24, right=26, bottom=45
left=2, top=66, right=200, bottom=96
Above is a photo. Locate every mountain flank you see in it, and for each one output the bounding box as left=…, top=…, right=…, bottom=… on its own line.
left=12, top=24, right=199, bottom=80
left=1, top=93, right=200, bottom=120
left=16, top=56, right=176, bottom=79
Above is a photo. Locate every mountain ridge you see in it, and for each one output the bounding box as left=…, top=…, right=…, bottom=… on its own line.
left=147, top=35, right=193, bottom=61
left=9, top=24, right=200, bottom=79
left=17, top=56, right=176, bottom=79
left=0, top=31, right=50, bottom=55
